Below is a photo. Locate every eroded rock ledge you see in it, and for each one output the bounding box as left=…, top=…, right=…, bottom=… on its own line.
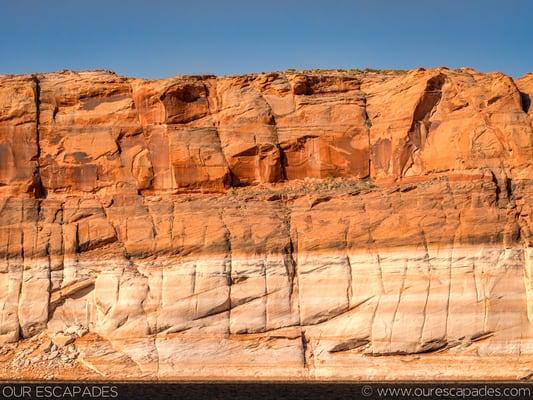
left=0, top=68, right=532, bottom=380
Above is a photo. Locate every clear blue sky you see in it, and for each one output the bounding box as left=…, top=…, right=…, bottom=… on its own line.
left=1, top=0, right=531, bottom=78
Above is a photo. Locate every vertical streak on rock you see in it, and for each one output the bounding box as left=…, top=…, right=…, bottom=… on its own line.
left=18, top=198, right=50, bottom=338
left=481, top=255, right=490, bottom=334
left=417, top=228, right=432, bottom=349
left=362, top=200, right=384, bottom=352
left=362, top=90, right=373, bottom=178
left=262, top=259, right=267, bottom=331
left=15, top=203, right=25, bottom=341
left=524, top=248, right=533, bottom=322
left=282, top=198, right=297, bottom=302
left=44, top=208, right=51, bottom=323
left=218, top=210, right=233, bottom=333
left=0, top=220, right=22, bottom=343
left=30, top=75, right=45, bottom=199
left=58, top=202, right=65, bottom=290
left=363, top=201, right=385, bottom=295
left=389, top=258, right=408, bottom=351
left=443, top=177, right=458, bottom=340
left=444, top=239, right=454, bottom=340
left=191, top=262, right=197, bottom=297
left=344, top=224, right=353, bottom=308
left=281, top=198, right=305, bottom=367
left=300, top=330, right=308, bottom=369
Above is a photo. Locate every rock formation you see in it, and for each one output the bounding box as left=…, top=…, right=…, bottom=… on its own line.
left=0, top=67, right=531, bottom=380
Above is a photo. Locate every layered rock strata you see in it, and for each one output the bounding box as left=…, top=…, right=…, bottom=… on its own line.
left=0, top=68, right=531, bottom=380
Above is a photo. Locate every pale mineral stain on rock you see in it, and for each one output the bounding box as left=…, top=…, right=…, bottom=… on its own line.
left=0, top=68, right=531, bottom=380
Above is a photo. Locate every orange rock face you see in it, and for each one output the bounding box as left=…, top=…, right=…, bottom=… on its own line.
left=0, top=68, right=531, bottom=380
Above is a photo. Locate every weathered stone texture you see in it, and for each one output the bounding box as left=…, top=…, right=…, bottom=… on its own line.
left=0, top=68, right=531, bottom=380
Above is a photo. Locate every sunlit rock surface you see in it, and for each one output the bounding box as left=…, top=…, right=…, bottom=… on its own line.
left=0, top=67, right=532, bottom=380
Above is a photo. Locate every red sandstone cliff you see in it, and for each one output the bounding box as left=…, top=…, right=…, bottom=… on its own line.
left=0, top=68, right=531, bottom=380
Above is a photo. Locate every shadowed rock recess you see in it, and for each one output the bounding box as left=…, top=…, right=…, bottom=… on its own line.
left=0, top=67, right=532, bottom=380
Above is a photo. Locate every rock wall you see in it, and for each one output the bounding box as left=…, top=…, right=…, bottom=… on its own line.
left=0, top=68, right=532, bottom=380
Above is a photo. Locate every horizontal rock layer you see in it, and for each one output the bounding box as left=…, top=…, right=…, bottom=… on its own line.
left=0, top=67, right=532, bottom=380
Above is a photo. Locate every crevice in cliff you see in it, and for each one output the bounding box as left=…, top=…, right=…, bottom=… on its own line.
left=31, top=75, right=46, bottom=199
left=491, top=172, right=502, bottom=205
left=409, top=74, right=445, bottom=142
left=505, top=177, right=514, bottom=201
left=16, top=206, right=25, bottom=340
left=279, top=197, right=303, bottom=346
left=520, top=91, right=531, bottom=113
left=414, top=339, right=448, bottom=354
left=281, top=200, right=297, bottom=302
left=344, top=224, right=353, bottom=307
left=218, top=210, right=233, bottom=334
left=277, top=144, right=288, bottom=181
left=44, top=210, right=52, bottom=324
left=345, top=255, right=353, bottom=308
left=329, top=337, right=369, bottom=353
left=488, top=169, right=515, bottom=211
left=444, top=241, right=453, bottom=339
left=400, top=74, right=445, bottom=176
left=300, top=330, right=309, bottom=368
left=153, top=336, right=161, bottom=378
left=370, top=339, right=449, bottom=357
left=388, top=258, right=408, bottom=350
left=442, top=176, right=460, bottom=340
left=262, top=259, right=268, bottom=331
left=362, top=92, right=373, bottom=178
left=417, top=228, right=432, bottom=347
left=302, top=295, right=375, bottom=327
left=223, top=287, right=286, bottom=314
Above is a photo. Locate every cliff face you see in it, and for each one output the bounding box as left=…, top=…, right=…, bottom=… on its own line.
left=0, top=68, right=532, bottom=380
